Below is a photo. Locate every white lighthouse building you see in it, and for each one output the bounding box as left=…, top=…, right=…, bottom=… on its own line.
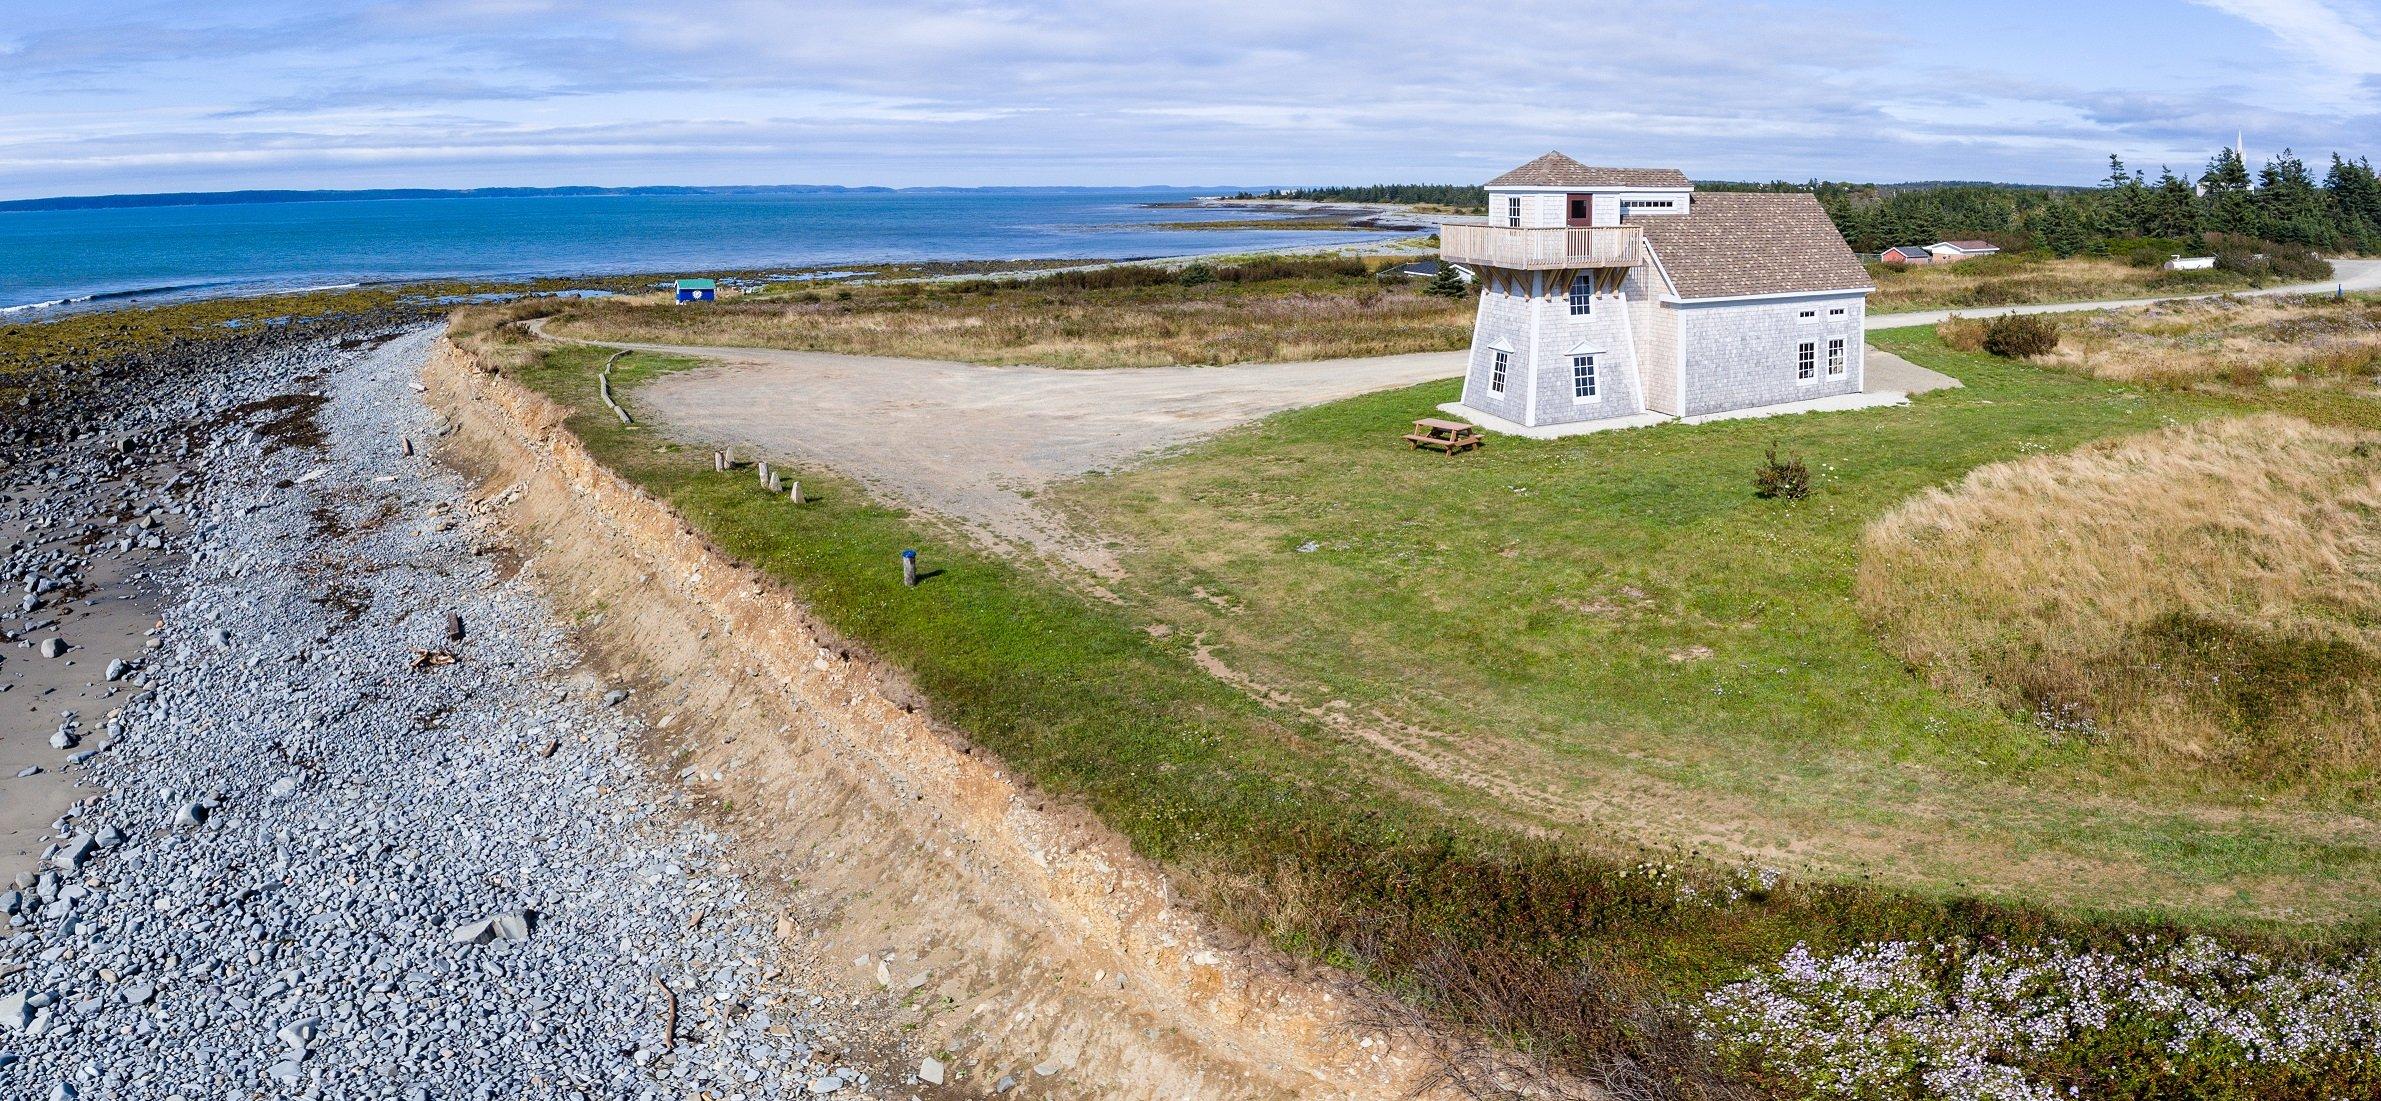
left=1439, top=152, right=1883, bottom=435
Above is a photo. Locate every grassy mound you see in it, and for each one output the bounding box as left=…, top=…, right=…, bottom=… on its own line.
left=2045, top=294, right=2381, bottom=389
left=1860, top=413, right=2381, bottom=788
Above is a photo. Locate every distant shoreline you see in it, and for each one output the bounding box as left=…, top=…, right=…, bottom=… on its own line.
left=0, top=183, right=1272, bottom=215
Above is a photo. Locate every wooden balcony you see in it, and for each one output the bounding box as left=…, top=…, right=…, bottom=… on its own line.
left=1437, top=224, right=1642, bottom=271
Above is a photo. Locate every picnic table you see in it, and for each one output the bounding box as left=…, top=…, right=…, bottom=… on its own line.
left=1404, top=418, right=1484, bottom=455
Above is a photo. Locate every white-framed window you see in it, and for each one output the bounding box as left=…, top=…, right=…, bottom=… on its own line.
left=1619, top=199, right=1676, bottom=218
left=1797, top=309, right=1818, bottom=323
left=1504, top=196, right=1522, bottom=228
left=1571, top=355, right=1599, bottom=401
left=1827, top=338, right=1847, bottom=377
left=1796, top=341, right=1817, bottom=381
left=1489, top=349, right=1509, bottom=394
left=1568, top=274, right=1593, bottom=316
left=1829, top=307, right=1847, bottom=317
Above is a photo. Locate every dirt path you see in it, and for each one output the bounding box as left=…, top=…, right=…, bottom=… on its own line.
left=584, top=335, right=1467, bottom=574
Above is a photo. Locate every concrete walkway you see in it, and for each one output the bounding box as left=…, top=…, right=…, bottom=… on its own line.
left=1867, top=258, right=2381, bottom=330
left=1865, top=348, right=1961, bottom=394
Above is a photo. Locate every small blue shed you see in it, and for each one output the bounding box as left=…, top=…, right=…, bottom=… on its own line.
left=674, top=278, right=718, bottom=304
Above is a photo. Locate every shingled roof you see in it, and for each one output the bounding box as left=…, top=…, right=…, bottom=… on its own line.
left=1485, top=152, right=1692, bottom=189
left=1635, top=193, right=1874, bottom=299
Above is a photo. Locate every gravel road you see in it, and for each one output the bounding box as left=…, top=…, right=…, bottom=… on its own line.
left=2, top=329, right=888, bottom=1099
left=1868, top=257, right=2381, bottom=329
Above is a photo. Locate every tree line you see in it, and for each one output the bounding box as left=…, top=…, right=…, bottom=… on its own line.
left=1247, top=148, right=2381, bottom=258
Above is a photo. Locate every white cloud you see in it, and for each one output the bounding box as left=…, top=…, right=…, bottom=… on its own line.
left=2190, top=0, right=2381, bottom=103
left=2, top=0, right=2379, bottom=197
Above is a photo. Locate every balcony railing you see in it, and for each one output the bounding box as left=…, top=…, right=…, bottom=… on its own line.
left=1438, top=224, right=1642, bottom=271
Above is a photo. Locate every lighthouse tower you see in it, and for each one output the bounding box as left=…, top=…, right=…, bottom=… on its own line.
left=1438, top=152, right=1694, bottom=432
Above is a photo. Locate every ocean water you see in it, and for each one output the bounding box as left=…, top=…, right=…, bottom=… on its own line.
left=0, top=188, right=1401, bottom=314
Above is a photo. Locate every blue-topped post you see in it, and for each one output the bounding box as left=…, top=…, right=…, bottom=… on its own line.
left=901, top=548, right=918, bottom=587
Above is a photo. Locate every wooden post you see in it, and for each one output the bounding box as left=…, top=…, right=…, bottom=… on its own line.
left=713, top=451, right=726, bottom=472
left=767, top=472, right=783, bottom=493
left=788, top=481, right=803, bottom=505
left=401, top=438, right=414, bottom=457
left=901, top=549, right=918, bottom=588
left=445, top=611, right=464, bottom=642
left=757, top=461, right=770, bottom=487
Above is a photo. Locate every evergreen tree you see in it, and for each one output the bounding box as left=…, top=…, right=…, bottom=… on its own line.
left=2256, top=149, right=2332, bottom=246
left=2326, top=155, right=2381, bottom=250
left=2145, top=167, right=2202, bottom=239
left=2200, top=147, right=2258, bottom=235
left=1424, top=262, right=1468, bottom=298
left=2032, top=202, right=2092, bottom=257
left=2098, top=154, right=2149, bottom=238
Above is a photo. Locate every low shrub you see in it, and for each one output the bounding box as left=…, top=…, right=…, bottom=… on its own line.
left=1935, top=315, right=1987, bottom=352
left=2106, top=236, right=2198, bottom=268
left=1982, top=313, right=2059, bottom=358
left=1752, top=445, right=1811, bottom=500
left=2209, top=233, right=2335, bottom=282
left=1177, top=263, right=1216, bottom=287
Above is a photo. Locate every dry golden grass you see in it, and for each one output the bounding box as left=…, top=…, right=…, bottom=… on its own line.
left=2041, top=294, right=2381, bottom=388
left=1860, top=414, right=2381, bottom=788
left=1868, top=254, right=2251, bottom=313
left=544, top=265, right=1474, bottom=369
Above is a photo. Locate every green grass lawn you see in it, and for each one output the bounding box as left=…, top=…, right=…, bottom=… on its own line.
left=1063, top=327, right=2381, bottom=924
left=495, top=321, right=2381, bottom=1096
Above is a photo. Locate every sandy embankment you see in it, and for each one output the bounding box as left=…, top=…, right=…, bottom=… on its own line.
left=423, top=334, right=1531, bottom=1099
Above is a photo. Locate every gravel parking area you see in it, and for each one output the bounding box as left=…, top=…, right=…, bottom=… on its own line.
left=2, top=330, right=887, bottom=1099
left=613, top=341, right=1468, bottom=574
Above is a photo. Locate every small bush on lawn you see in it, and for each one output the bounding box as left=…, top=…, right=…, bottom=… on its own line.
left=1983, top=313, right=2059, bottom=358
left=1753, top=445, right=1811, bottom=500
left=1936, top=314, right=1987, bottom=353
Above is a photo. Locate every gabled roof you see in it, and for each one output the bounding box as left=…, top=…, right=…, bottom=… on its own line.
left=675, top=278, right=718, bottom=290
left=1883, top=245, right=1933, bottom=257
left=1486, top=152, right=1692, bottom=190
left=1930, top=240, right=1999, bottom=252
left=1635, top=193, right=1874, bottom=300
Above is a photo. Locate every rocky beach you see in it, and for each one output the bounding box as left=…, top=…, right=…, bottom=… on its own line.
left=0, top=321, right=894, bottom=1098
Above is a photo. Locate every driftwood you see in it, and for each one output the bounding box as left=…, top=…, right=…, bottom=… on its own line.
left=408, top=648, right=458, bottom=669
left=656, top=977, right=678, bottom=1051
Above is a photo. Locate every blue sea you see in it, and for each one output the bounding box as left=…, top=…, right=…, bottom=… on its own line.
left=0, top=188, right=1402, bottom=315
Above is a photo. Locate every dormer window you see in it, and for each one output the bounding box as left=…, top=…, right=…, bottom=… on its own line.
left=1568, top=275, right=1594, bottom=316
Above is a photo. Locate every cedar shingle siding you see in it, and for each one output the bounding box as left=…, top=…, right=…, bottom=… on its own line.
left=1452, top=155, right=1875, bottom=430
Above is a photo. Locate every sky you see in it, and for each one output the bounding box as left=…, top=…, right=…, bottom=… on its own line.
left=3, top=0, right=2379, bottom=201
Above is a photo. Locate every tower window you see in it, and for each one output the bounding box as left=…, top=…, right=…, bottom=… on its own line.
left=1489, top=349, right=1509, bottom=394
left=1568, top=275, right=1593, bottom=315
left=1571, top=355, right=1599, bottom=400
left=1505, top=196, right=1522, bottom=228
